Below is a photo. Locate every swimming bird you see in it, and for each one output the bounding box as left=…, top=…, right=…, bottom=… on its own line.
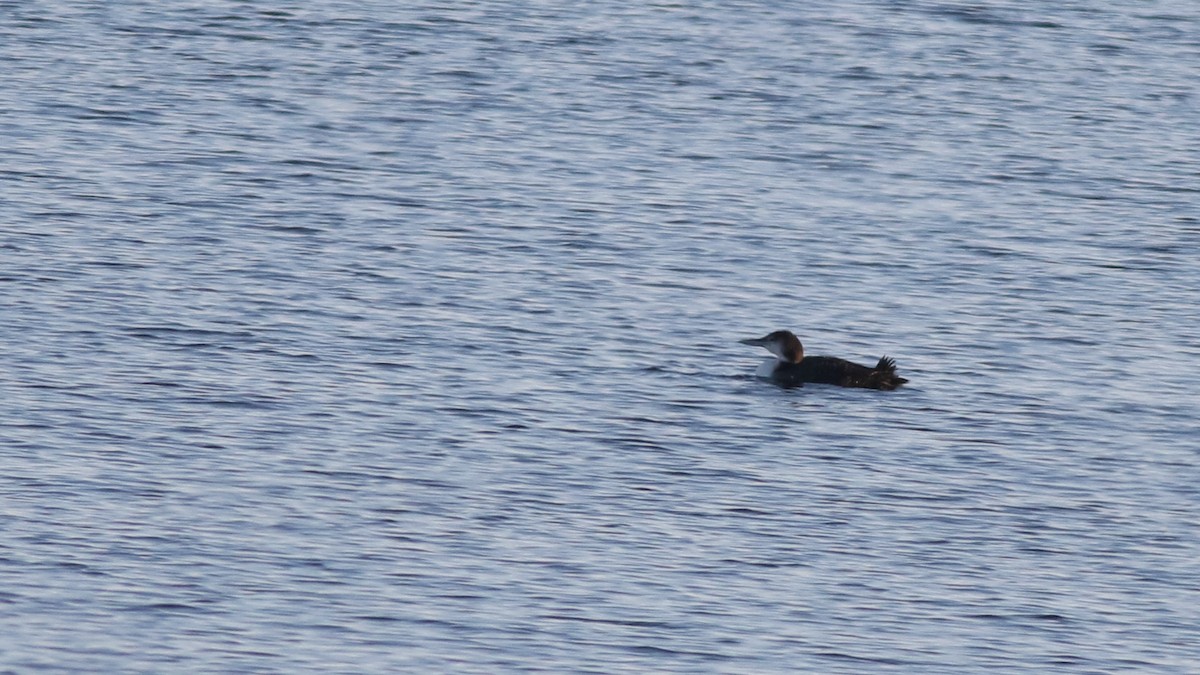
left=740, top=330, right=908, bottom=390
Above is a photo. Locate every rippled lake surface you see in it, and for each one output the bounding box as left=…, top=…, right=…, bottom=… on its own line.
left=3, top=1, right=1199, bottom=672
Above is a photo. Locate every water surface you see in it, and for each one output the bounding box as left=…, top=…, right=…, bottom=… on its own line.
left=2, top=1, right=1199, bottom=672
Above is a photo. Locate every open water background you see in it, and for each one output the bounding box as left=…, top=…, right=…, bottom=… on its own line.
left=3, top=1, right=1199, bottom=672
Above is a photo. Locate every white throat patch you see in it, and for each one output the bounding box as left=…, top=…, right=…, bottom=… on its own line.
left=755, top=358, right=778, bottom=378
left=764, top=341, right=789, bottom=361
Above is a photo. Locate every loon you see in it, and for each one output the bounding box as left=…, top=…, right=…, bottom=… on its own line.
left=740, top=330, right=908, bottom=390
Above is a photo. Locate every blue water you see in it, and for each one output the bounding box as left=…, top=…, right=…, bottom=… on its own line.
left=3, top=1, right=1199, bottom=672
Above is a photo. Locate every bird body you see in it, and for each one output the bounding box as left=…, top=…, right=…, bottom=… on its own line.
left=740, top=330, right=908, bottom=390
